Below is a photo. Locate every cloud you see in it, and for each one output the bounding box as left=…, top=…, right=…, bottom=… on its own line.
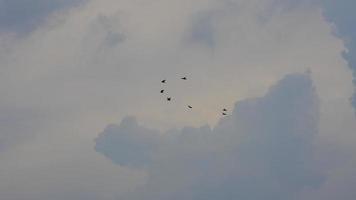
left=96, top=73, right=325, bottom=200
left=0, top=0, right=355, bottom=199
left=0, top=0, right=85, bottom=35
left=95, top=116, right=160, bottom=167
left=321, top=0, right=356, bottom=112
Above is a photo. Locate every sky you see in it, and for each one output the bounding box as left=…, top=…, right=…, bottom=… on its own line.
left=0, top=0, right=355, bottom=199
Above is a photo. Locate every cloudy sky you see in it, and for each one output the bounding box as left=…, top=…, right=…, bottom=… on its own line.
left=0, top=0, right=356, bottom=199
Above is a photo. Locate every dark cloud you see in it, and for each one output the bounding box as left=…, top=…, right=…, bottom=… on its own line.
left=95, top=73, right=324, bottom=200
left=321, top=0, right=356, bottom=112
left=0, top=0, right=85, bottom=34
left=95, top=117, right=160, bottom=167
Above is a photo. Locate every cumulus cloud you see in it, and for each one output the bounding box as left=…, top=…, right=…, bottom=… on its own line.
left=96, top=73, right=325, bottom=200
left=321, top=0, right=356, bottom=112
left=0, top=0, right=85, bottom=34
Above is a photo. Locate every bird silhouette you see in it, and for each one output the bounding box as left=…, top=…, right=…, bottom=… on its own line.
left=167, top=97, right=171, bottom=101
left=223, top=108, right=227, bottom=112
left=188, top=105, right=192, bottom=109
left=181, top=77, right=187, bottom=80
left=161, top=80, right=166, bottom=83
left=160, top=89, right=164, bottom=93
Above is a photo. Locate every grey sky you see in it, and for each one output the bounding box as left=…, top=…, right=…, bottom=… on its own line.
left=0, top=0, right=355, bottom=199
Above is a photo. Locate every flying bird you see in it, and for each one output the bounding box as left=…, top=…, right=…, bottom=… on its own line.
left=160, top=89, right=164, bottom=93
left=188, top=105, right=192, bottom=109
left=181, top=77, right=187, bottom=80
left=223, top=108, right=227, bottom=112
left=161, top=80, right=166, bottom=83
left=167, top=97, right=172, bottom=101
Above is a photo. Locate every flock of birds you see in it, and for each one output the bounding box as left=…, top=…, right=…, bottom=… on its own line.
left=160, top=77, right=229, bottom=116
